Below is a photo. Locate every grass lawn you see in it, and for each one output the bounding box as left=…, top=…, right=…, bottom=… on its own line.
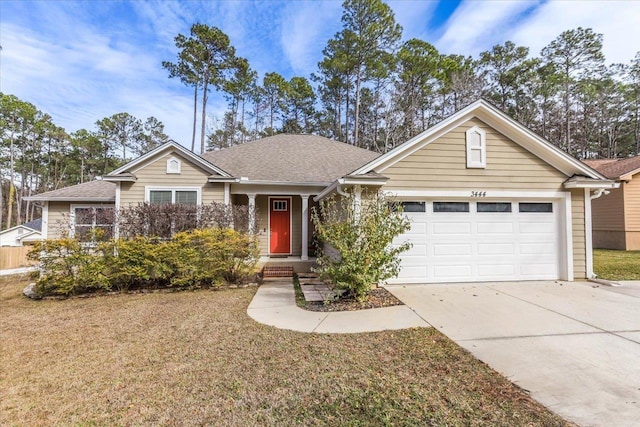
left=1, top=275, right=568, bottom=426
left=594, top=249, right=640, bottom=280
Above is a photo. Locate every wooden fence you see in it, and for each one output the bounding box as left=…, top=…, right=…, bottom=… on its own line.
left=0, top=246, right=36, bottom=270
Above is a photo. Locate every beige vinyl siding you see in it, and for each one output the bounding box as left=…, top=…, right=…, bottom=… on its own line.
left=47, top=202, right=71, bottom=239
left=120, top=152, right=224, bottom=206
left=46, top=202, right=115, bottom=239
left=382, top=118, right=568, bottom=191
left=624, top=178, right=640, bottom=231
left=591, top=187, right=625, bottom=231
left=571, top=189, right=586, bottom=279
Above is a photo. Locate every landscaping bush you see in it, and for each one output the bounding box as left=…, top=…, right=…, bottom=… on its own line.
left=28, top=228, right=259, bottom=298
left=311, top=190, right=411, bottom=301
left=28, top=238, right=109, bottom=297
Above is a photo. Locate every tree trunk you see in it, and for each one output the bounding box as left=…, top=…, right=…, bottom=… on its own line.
left=201, top=75, right=209, bottom=154
left=191, top=82, right=199, bottom=152
left=354, top=69, right=362, bottom=147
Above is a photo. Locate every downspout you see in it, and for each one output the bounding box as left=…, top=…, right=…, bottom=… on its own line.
left=587, top=187, right=622, bottom=286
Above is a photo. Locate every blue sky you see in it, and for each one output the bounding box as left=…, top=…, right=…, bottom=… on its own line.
left=1, top=0, right=639, bottom=150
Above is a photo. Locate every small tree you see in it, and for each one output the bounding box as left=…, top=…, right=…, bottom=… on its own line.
left=311, top=190, right=411, bottom=301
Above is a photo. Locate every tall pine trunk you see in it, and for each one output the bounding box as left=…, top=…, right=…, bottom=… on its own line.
left=191, top=82, right=199, bottom=152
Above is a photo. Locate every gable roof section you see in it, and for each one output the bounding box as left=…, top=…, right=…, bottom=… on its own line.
left=23, top=218, right=42, bottom=232
left=107, top=140, right=232, bottom=178
left=351, top=99, right=606, bottom=180
left=201, top=134, right=379, bottom=183
left=583, top=156, right=640, bottom=180
left=24, top=180, right=116, bottom=202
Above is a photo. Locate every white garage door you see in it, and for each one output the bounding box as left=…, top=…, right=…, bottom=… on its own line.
left=393, top=200, right=560, bottom=283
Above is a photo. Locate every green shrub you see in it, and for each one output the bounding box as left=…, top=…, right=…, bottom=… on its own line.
left=311, top=190, right=411, bottom=301
left=28, top=228, right=259, bottom=297
left=165, top=228, right=259, bottom=287
left=28, top=239, right=108, bottom=297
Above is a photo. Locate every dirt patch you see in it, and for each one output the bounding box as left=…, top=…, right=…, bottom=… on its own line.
left=303, top=287, right=404, bottom=312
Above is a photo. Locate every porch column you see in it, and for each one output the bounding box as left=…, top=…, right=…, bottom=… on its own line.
left=301, top=195, right=309, bottom=260
left=248, top=193, right=256, bottom=234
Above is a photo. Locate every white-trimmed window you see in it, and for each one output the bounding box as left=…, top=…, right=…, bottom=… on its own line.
left=166, top=157, right=181, bottom=174
left=145, top=187, right=201, bottom=205
left=70, top=205, right=115, bottom=240
left=466, top=126, right=486, bottom=168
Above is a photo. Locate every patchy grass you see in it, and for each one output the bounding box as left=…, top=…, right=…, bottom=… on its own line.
left=1, top=275, right=568, bottom=426
left=594, top=249, right=640, bottom=280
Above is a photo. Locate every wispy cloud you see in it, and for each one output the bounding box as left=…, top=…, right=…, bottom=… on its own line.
left=509, top=0, right=640, bottom=64
left=436, top=0, right=540, bottom=56
left=280, top=1, right=342, bottom=76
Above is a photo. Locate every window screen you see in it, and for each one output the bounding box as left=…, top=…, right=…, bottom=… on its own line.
left=401, top=202, right=426, bottom=212
left=433, top=202, right=469, bottom=213
left=519, top=202, right=553, bottom=213
left=477, top=202, right=512, bottom=213
left=149, top=190, right=172, bottom=205
left=176, top=191, right=197, bottom=205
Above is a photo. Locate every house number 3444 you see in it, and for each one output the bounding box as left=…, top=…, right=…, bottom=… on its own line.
left=471, top=191, right=487, bottom=197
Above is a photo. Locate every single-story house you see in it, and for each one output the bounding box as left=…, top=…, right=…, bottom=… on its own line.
left=25, top=100, right=618, bottom=283
left=0, top=219, right=42, bottom=247
left=583, top=156, right=640, bottom=250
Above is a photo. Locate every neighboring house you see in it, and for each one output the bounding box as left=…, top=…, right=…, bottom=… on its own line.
left=0, top=219, right=42, bottom=247
left=25, top=100, right=617, bottom=283
left=583, top=156, right=640, bottom=250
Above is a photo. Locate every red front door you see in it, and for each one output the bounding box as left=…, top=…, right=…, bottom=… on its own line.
left=270, top=198, right=291, bottom=254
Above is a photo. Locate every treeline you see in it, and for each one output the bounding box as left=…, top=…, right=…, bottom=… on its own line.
left=0, top=96, right=170, bottom=228
left=2, top=0, right=639, bottom=230
left=175, top=0, right=639, bottom=159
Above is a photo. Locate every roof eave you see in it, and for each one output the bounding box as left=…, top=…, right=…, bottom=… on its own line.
left=563, top=177, right=620, bottom=189
left=102, top=175, right=137, bottom=182
left=23, top=197, right=116, bottom=202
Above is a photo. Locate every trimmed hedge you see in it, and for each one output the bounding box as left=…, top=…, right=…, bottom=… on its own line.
left=28, top=228, right=259, bottom=298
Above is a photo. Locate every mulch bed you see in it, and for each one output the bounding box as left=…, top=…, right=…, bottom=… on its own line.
left=303, top=287, right=404, bottom=312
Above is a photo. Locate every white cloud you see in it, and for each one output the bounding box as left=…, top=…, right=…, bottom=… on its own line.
left=436, top=0, right=540, bottom=55
left=510, top=0, right=640, bottom=64
left=280, top=1, right=343, bottom=76
left=388, top=0, right=438, bottom=42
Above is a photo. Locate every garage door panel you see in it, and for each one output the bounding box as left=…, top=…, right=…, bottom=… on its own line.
left=477, top=243, right=515, bottom=255
left=432, top=222, right=471, bottom=234
left=433, top=243, right=472, bottom=256
left=433, top=264, right=472, bottom=279
left=520, top=222, right=555, bottom=234
left=477, top=222, right=514, bottom=234
left=396, top=199, right=560, bottom=283
left=478, top=264, right=515, bottom=277
left=520, top=243, right=555, bottom=254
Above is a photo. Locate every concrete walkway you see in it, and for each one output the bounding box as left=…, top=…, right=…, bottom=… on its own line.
left=386, top=281, right=640, bottom=427
left=247, top=280, right=429, bottom=333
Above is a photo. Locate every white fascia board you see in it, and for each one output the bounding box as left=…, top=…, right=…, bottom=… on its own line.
left=563, top=179, right=620, bottom=189
left=102, top=175, right=136, bottom=182
left=208, top=177, right=241, bottom=183
left=108, top=141, right=232, bottom=178
left=314, top=181, right=340, bottom=202
left=24, top=197, right=115, bottom=202
left=620, top=167, right=640, bottom=181
left=235, top=180, right=332, bottom=186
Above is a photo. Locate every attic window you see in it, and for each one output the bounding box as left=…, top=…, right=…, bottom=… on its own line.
left=166, top=157, right=181, bottom=174
left=466, top=126, right=486, bottom=168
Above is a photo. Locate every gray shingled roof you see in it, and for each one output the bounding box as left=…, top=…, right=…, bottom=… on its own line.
left=201, top=134, right=380, bottom=183
left=23, top=218, right=42, bottom=232
left=25, top=181, right=116, bottom=201
left=583, top=156, right=640, bottom=179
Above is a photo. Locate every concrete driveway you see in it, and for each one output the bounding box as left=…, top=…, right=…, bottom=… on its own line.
left=386, top=281, right=640, bottom=427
